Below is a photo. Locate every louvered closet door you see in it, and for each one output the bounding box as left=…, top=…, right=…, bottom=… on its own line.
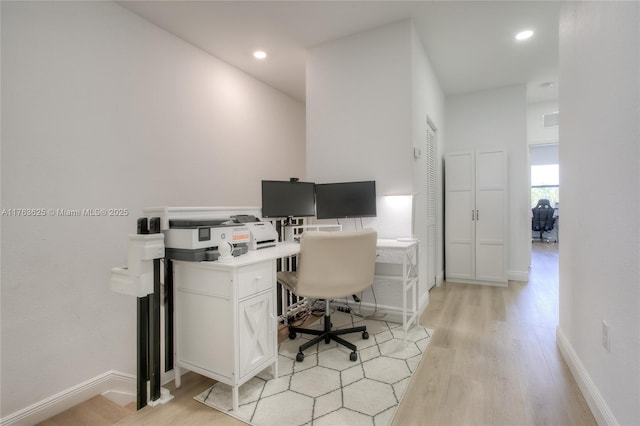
left=475, top=151, right=507, bottom=282
left=426, top=122, right=437, bottom=289
left=444, top=152, right=475, bottom=280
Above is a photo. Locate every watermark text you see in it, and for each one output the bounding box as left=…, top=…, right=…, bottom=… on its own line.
left=2, top=208, right=130, bottom=217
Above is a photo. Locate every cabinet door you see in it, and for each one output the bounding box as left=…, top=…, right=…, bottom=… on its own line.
left=475, top=151, right=507, bottom=282
left=238, top=291, right=275, bottom=379
left=445, top=152, right=475, bottom=280
left=176, top=288, right=234, bottom=378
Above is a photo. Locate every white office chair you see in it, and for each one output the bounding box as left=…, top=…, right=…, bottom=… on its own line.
left=277, top=229, right=378, bottom=362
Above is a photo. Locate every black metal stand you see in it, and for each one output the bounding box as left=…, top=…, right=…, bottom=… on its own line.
left=136, top=217, right=163, bottom=410
left=136, top=296, right=148, bottom=410
left=164, top=259, right=174, bottom=372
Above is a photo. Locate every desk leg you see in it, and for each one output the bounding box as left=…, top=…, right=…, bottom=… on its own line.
left=174, top=364, right=182, bottom=388
left=232, top=385, right=239, bottom=412
left=402, top=255, right=408, bottom=331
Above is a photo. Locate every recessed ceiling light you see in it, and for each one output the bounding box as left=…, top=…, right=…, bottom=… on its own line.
left=253, top=50, right=267, bottom=60
left=515, top=30, right=534, bottom=41
left=540, top=81, right=555, bottom=88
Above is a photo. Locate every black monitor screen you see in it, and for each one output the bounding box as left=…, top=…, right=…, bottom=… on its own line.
left=261, top=180, right=316, bottom=218
left=315, top=181, right=377, bottom=219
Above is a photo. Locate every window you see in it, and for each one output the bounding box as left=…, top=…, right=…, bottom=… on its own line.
left=531, top=164, right=559, bottom=207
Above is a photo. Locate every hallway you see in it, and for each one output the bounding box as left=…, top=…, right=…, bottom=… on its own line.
left=394, top=242, right=596, bottom=425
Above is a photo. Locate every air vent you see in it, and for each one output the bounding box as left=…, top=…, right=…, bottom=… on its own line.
left=543, top=112, right=560, bottom=127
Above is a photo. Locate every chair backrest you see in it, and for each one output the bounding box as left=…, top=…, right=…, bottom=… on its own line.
left=532, top=199, right=555, bottom=231
left=535, top=199, right=552, bottom=209
left=295, top=229, right=378, bottom=299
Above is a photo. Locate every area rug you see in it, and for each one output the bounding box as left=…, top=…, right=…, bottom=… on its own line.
left=194, top=311, right=432, bottom=426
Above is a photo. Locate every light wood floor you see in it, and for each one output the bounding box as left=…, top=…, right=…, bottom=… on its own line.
left=395, top=242, right=595, bottom=426
left=40, top=242, right=595, bottom=425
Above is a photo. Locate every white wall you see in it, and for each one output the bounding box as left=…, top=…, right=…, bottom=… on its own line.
left=306, top=20, right=413, bottom=196
left=306, top=19, right=445, bottom=313
left=528, top=100, right=559, bottom=144
left=1, top=1, right=305, bottom=417
left=410, top=25, right=446, bottom=290
left=445, top=85, right=530, bottom=280
left=557, top=2, right=639, bottom=424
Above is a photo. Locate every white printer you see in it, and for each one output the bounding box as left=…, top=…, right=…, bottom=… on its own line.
left=244, top=221, right=278, bottom=250
left=141, top=207, right=279, bottom=261
left=164, top=219, right=250, bottom=261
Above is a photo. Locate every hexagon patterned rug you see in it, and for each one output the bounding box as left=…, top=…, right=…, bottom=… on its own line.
left=194, top=311, right=432, bottom=426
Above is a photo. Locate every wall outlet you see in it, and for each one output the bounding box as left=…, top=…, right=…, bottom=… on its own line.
left=602, top=320, right=610, bottom=352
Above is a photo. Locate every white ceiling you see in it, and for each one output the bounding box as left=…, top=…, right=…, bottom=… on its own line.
left=118, top=1, right=561, bottom=104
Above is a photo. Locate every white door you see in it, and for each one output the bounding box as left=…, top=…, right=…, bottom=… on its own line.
left=445, top=152, right=475, bottom=280
left=475, top=151, right=507, bottom=282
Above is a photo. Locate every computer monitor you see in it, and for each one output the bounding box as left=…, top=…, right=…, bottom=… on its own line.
left=261, top=180, right=316, bottom=219
left=315, top=181, right=377, bottom=219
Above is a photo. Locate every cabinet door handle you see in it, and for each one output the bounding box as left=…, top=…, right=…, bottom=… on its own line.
left=476, top=210, right=479, bottom=220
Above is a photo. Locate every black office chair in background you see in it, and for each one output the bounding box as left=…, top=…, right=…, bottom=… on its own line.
left=532, top=199, right=556, bottom=242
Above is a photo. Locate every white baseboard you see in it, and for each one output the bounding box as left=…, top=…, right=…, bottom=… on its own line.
left=556, top=327, right=618, bottom=426
left=418, top=291, right=429, bottom=319
left=445, top=277, right=508, bottom=287
left=0, top=370, right=136, bottom=426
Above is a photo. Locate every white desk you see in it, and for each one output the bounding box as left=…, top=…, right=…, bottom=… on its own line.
left=172, top=239, right=419, bottom=411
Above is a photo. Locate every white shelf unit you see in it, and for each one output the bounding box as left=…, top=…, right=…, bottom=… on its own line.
left=373, top=239, right=420, bottom=331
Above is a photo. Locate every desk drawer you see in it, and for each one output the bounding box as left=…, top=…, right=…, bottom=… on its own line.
left=175, top=263, right=233, bottom=299
left=376, top=249, right=405, bottom=264
left=237, top=261, right=274, bottom=299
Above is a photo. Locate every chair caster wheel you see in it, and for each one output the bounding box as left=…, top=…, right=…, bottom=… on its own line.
left=350, top=352, right=358, bottom=361
left=362, top=331, right=369, bottom=340
left=296, top=352, right=304, bottom=362
left=325, top=337, right=331, bottom=344
left=289, top=331, right=297, bottom=340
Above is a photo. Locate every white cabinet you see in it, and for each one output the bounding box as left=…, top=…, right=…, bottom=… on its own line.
left=445, top=150, right=508, bottom=285
left=173, top=258, right=277, bottom=411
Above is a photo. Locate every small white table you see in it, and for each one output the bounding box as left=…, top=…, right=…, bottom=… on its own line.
left=374, top=239, right=420, bottom=331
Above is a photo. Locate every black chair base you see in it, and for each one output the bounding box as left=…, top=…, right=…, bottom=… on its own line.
left=289, top=312, right=368, bottom=362
left=533, top=228, right=557, bottom=243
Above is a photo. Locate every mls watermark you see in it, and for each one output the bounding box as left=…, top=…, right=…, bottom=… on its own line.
left=1, top=208, right=130, bottom=217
